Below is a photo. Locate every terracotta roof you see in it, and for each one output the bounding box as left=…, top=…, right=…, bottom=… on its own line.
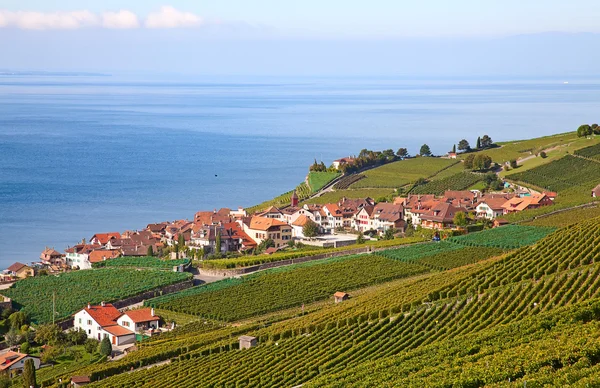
left=248, top=216, right=288, bottom=231
left=334, top=292, right=349, bottom=298
left=103, top=325, right=134, bottom=337
left=0, top=352, right=30, bottom=371
left=478, top=197, right=510, bottom=211
left=91, top=233, right=121, bottom=245
left=88, top=250, right=121, bottom=264
left=281, top=206, right=303, bottom=215
left=292, top=215, right=311, bottom=227
left=71, top=376, right=91, bottom=384
left=41, top=248, right=62, bottom=257
left=502, top=194, right=548, bottom=212
left=123, top=308, right=158, bottom=323
left=404, top=195, right=436, bottom=209
left=324, top=203, right=342, bottom=216
left=372, top=203, right=403, bottom=222
left=83, top=304, right=122, bottom=327
left=593, top=184, right=600, bottom=196
left=444, top=190, right=475, bottom=201
left=147, top=223, right=168, bottom=233
left=6, top=262, right=27, bottom=273
left=223, top=222, right=256, bottom=248
left=421, top=202, right=465, bottom=223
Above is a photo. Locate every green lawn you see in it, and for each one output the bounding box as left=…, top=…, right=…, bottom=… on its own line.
left=350, top=158, right=458, bottom=189
left=307, top=172, right=341, bottom=192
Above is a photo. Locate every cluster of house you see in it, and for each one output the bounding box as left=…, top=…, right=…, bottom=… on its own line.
left=5, top=187, right=557, bottom=277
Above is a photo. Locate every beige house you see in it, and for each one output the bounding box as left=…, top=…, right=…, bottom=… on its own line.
left=5, top=262, right=34, bottom=279
left=242, top=217, right=292, bottom=248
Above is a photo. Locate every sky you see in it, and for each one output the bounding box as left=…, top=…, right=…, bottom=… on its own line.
left=1, top=1, right=600, bottom=75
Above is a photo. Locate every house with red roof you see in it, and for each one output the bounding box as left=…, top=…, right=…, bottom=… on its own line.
left=90, top=233, right=121, bottom=246
left=74, top=303, right=161, bottom=346
left=0, top=351, right=40, bottom=377
left=371, top=203, right=405, bottom=233
left=420, top=202, right=467, bottom=230
left=5, top=262, right=34, bottom=279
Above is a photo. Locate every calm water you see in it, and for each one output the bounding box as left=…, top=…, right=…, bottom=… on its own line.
left=1, top=75, right=600, bottom=266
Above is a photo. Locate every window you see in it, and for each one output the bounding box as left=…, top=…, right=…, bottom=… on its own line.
left=87, top=320, right=92, bottom=325
left=78, top=318, right=82, bottom=324
left=88, top=330, right=91, bottom=334
left=104, top=334, right=108, bottom=339
left=123, top=321, right=130, bottom=327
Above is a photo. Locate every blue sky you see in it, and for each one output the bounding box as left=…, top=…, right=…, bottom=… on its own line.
left=1, top=1, right=600, bottom=75
left=2, top=0, right=600, bottom=37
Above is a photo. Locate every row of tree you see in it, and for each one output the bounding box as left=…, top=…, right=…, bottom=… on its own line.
left=453, top=135, right=494, bottom=153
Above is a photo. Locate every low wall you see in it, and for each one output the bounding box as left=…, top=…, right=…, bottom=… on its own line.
left=56, top=279, right=194, bottom=329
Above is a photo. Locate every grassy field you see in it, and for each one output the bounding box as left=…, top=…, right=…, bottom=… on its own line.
left=300, top=188, right=395, bottom=205
left=308, top=172, right=340, bottom=192
left=350, top=157, right=458, bottom=188
left=523, top=204, right=600, bottom=227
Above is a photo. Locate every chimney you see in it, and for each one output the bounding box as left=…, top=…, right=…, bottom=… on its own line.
left=87, top=303, right=91, bottom=309
left=151, top=308, right=155, bottom=317
left=101, top=301, right=106, bottom=307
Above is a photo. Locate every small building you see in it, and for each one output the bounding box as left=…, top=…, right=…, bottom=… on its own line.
left=447, top=152, right=457, bottom=159
left=0, top=352, right=40, bottom=377
left=118, top=308, right=160, bottom=332
left=239, top=335, right=257, bottom=349
left=5, top=262, right=34, bottom=279
left=493, top=218, right=509, bottom=228
left=334, top=292, right=349, bottom=303
left=71, top=375, right=91, bottom=387
left=332, top=157, right=355, bottom=170
left=40, top=247, right=63, bottom=263
left=593, top=184, right=600, bottom=198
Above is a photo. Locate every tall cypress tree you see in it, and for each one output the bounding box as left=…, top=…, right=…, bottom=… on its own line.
left=476, top=136, right=481, bottom=149
left=215, top=231, right=222, bottom=253
left=452, top=144, right=456, bottom=153
left=22, top=358, right=36, bottom=388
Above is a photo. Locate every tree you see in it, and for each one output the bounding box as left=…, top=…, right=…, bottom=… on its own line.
left=452, top=144, right=456, bottom=153
left=302, top=220, right=319, bottom=238
left=383, top=228, right=396, bottom=240
left=66, top=328, right=88, bottom=346
left=99, top=336, right=112, bottom=357
left=509, top=159, right=518, bottom=169
left=356, top=231, right=366, bottom=244
left=256, top=239, right=275, bottom=253
left=463, top=154, right=475, bottom=169
left=35, top=324, right=64, bottom=346
left=577, top=124, right=592, bottom=137
left=177, top=234, right=186, bottom=250
left=5, top=330, right=22, bottom=348
left=9, top=312, right=27, bottom=331
left=215, top=231, right=222, bottom=254
left=476, top=136, right=481, bottom=149
left=419, top=144, right=432, bottom=156
left=539, top=151, right=547, bottom=158
left=40, top=345, right=61, bottom=364
left=453, top=211, right=468, bottom=227
left=22, top=358, right=36, bottom=388
left=146, top=245, right=154, bottom=257
left=20, top=342, right=30, bottom=354
left=472, top=154, right=492, bottom=171
left=458, top=139, right=470, bottom=152
left=84, top=338, right=99, bottom=354
left=593, top=124, right=600, bottom=135
left=481, top=135, right=493, bottom=148
left=396, top=148, right=409, bottom=158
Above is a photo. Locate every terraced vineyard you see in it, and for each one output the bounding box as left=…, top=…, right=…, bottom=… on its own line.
left=509, top=154, right=600, bottom=192
left=247, top=182, right=312, bottom=213
left=409, top=171, right=484, bottom=195
left=86, top=218, right=600, bottom=387
left=447, top=225, right=556, bottom=249
left=93, top=256, right=189, bottom=270
left=574, top=142, right=600, bottom=161
left=147, top=255, right=429, bottom=322
left=333, top=174, right=365, bottom=189
left=350, top=158, right=458, bottom=188
left=3, top=269, right=192, bottom=323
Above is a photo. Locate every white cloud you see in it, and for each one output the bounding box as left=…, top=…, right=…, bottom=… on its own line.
left=145, top=6, right=202, bottom=29
left=0, top=10, right=99, bottom=30
left=102, top=10, right=140, bottom=29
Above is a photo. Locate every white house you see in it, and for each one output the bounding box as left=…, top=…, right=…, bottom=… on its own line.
left=323, top=204, right=344, bottom=231
left=280, top=207, right=314, bottom=226
left=353, top=206, right=374, bottom=232
left=74, top=303, right=160, bottom=346
left=476, top=196, right=512, bottom=219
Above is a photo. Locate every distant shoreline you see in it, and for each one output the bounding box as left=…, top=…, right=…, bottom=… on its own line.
left=0, top=71, right=111, bottom=77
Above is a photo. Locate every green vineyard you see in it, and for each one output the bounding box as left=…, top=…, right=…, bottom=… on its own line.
left=82, top=217, right=600, bottom=387
left=409, top=171, right=484, bottom=195
left=93, top=256, right=189, bottom=270
left=147, top=254, right=430, bottom=322
left=3, top=269, right=191, bottom=324
left=574, top=142, right=600, bottom=161
left=307, top=171, right=341, bottom=192
left=447, top=225, right=556, bottom=249
left=509, top=155, right=600, bottom=192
